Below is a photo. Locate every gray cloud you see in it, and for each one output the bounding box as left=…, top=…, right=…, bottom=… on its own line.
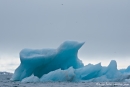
left=0, top=0, right=130, bottom=59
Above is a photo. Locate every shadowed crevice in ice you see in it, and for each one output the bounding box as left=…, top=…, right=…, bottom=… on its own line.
left=11, top=41, right=84, bottom=81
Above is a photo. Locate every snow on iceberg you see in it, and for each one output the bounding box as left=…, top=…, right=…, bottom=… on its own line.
left=11, top=41, right=84, bottom=81
left=11, top=41, right=130, bottom=82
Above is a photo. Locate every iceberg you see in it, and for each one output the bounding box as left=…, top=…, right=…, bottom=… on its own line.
left=11, top=41, right=130, bottom=82
left=11, top=41, right=84, bottom=81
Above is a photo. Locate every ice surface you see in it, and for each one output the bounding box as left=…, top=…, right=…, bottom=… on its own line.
left=40, top=67, right=75, bottom=82
left=11, top=41, right=130, bottom=82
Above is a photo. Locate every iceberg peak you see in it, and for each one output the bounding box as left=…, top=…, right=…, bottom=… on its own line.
left=107, top=60, right=117, bottom=71
left=58, top=41, right=85, bottom=52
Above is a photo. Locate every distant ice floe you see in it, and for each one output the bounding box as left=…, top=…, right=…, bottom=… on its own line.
left=11, top=41, right=130, bottom=82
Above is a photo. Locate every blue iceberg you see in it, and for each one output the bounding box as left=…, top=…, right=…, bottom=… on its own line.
left=11, top=41, right=84, bottom=81
left=11, top=41, right=130, bottom=82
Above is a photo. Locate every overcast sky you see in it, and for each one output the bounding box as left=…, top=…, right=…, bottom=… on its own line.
left=0, top=0, right=130, bottom=66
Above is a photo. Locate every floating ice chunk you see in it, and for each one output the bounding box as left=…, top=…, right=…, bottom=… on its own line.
left=40, top=67, right=75, bottom=82
left=75, top=63, right=102, bottom=80
left=104, top=60, right=120, bottom=79
left=21, top=74, right=40, bottom=83
left=87, top=60, right=122, bottom=82
left=119, top=66, right=130, bottom=74
left=21, top=67, right=76, bottom=83
left=11, top=41, right=84, bottom=81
